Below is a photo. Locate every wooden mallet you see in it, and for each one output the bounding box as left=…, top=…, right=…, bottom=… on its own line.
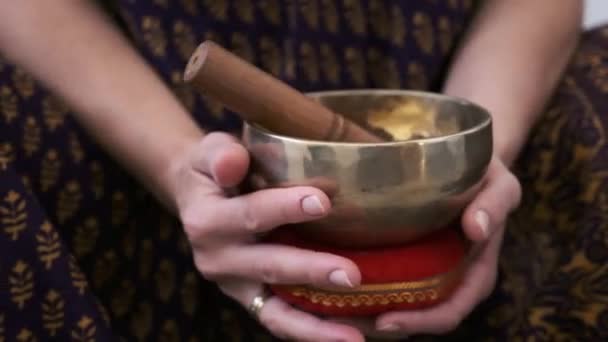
left=183, top=41, right=382, bottom=143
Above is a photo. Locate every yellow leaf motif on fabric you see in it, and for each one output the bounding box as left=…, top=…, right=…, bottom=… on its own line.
left=171, top=71, right=196, bottom=113
left=0, top=142, right=14, bottom=170
left=139, top=239, right=154, bottom=280
left=320, top=0, right=339, bottom=33
left=16, top=329, right=36, bottom=342
left=42, top=289, right=65, bottom=337
left=320, top=44, right=340, bottom=85
left=299, top=0, right=320, bottom=30
left=111, top=280, right=135, bottom=318
left=407, top=62, right=428, bottom=90
left=69, top=133, right=84, bottom=164
left=36, top=221, right=61, bottom=270
left=259, top=37, right=282, bottom=77
left=299, top=42, right=320, bottom=83
left=71, top=316, right=96, bottom=342
left=391, top=5, right=406, bottom=47
left=42, top=96, right=68, bottom=132
left=156, top=259, right=176, bottom=302
left=12, top=68, right=35, bottom=99
left=343, top=0, right=367, bottom=35
left=283, top=39, right=296, bottom=80
left=160, top=320, right=180, bottom=342
left=69, top=256, right=89, bottom=295
left=96, top=300, right=110, bottom=326
left=204, top=0, right=228, bottom=21
left=257, top=0, right=281, bottom=25
left=93, top=250, right=118, bottom=290
left=20, top=176, right=32, bottom=195
left=181, top=272, right=199, bottom=316
left=1, top=190, right=27, bottom=241
left=153, top=0, right=168, bottom=8
left=142, top=16, right=167, bottom=57
left=111, top=191, right=128, bottom=227
left=57, top=181, right=82, bottom=224
left=438, top=16, right=453, bottom=55
left=22, top=116, right=41, bottom=157
left=180, top=0, right=199, bottom=15
left=413, top=12, right=435, bottom=55
left=369, top=0, right=389, bottom=39
left=130, top=302, right=153, bottom=341
left=231, top=32, right=254, bottom=63
left=40, top=149, right=61, bottom=192
left=367, top=48, right=389, bottom=87
left=9, top=260, right=34, bottom=310
left=90, top=162, right=104, bottom=200
left=0, top=86, right=17, bottom=124
left=344, top=47, right=366, bottom=86
left=173, top=21, right=196, bottom=62
left=234, top=0, right=254, bottom=23
left=73, top=217, right=99, bottom=257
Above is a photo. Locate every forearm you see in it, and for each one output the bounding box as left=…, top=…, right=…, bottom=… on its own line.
left=443, top=0, right=583, bottom=166
left=0, top=1, right=203, bottom=210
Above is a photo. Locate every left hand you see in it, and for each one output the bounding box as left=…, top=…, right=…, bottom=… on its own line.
left=336, top=156, right=522, bottom=339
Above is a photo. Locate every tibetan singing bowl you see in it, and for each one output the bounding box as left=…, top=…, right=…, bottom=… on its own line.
left=242, top=89, right=492, bottom=248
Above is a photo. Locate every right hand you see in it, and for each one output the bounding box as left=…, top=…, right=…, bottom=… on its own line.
left=168, top=132, right=365, bottom=342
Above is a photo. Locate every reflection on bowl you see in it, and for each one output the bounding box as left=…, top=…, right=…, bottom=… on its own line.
left=242, top=89, right=492, bottom=248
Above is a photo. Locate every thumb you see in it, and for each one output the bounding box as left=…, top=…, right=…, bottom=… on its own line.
left=193, top=132, right=250, bottom=188
left=461, top=159, right=522, bottom=242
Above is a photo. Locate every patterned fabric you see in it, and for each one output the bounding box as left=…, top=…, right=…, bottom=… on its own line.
left=0, top=1, right=606, bottom=341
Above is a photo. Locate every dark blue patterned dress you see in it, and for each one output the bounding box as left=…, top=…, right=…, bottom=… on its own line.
left=2, top=1, right=608, bottom=341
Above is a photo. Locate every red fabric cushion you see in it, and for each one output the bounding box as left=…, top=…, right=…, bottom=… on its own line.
left=264, top=226, right=470, bottom=316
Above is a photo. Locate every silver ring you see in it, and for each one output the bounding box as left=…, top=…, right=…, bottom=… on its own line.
left=248, top=294, right=267, bottom=319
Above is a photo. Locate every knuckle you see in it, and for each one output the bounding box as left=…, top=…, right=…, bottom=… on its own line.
left=238, top=200, right=263, bottom=232
left=253, top=259, right=279, bottom=284
left=181, top=210, right=214, bottom=242
left=194, top=255, right=223, bottom=280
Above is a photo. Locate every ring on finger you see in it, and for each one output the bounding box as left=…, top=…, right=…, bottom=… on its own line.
left=248, top=291, right=270, bottom=319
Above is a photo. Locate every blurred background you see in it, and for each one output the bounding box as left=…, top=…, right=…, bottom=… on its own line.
left=585, top=0, right=608, bottom=28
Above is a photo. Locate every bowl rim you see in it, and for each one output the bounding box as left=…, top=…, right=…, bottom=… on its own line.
left=243, top=89, right=492, bottom=146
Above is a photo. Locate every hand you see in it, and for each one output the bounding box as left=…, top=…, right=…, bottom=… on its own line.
left=337, top=157, right=522, bottom=339
left=168, top=132, right=367, bottom=342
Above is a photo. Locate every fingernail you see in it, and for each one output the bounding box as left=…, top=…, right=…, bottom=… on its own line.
left=328, top=269, right=354, bottom=288
left=475, top=210, right=490, bottom=238
left=301, top=195, right=325, bottom=216
left=378, top=323, right=400, bottom=332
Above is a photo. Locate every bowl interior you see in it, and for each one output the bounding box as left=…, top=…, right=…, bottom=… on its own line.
left=305, top=89, right=491, bottom=143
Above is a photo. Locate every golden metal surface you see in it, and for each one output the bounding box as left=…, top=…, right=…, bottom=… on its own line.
left=242, top=89, right=492, bottom=247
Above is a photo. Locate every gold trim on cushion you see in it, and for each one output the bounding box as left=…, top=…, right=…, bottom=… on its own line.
left=276, top=261, right=467, bottom=308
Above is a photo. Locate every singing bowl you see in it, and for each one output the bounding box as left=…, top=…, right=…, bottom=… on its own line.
left=242, top=89, right=492, bottom=248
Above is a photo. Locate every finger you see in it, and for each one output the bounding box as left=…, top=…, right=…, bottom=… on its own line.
left=196, top=243, right=362, bottom=289
left=461, top=160, right=521, bottom=242
left=219, top=281, right=365, bottom=342
left=375, top=229, right=504, bottom=336
left=330, top=317, right=408, bottom=340
left=183, top=186, right=331, bottom=239
left=260, top=297, right=365, bottom=342
left=194, top=131, right=250, bottom=188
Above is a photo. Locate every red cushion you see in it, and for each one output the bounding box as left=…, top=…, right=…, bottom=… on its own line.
left=264, top=226, right=470, bottom=316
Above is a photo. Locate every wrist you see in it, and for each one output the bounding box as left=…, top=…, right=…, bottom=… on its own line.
left=157, top=130, right=205, bottom=213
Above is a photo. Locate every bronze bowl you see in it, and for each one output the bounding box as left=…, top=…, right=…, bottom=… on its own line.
left=242, top=89, right=492, bottom=248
